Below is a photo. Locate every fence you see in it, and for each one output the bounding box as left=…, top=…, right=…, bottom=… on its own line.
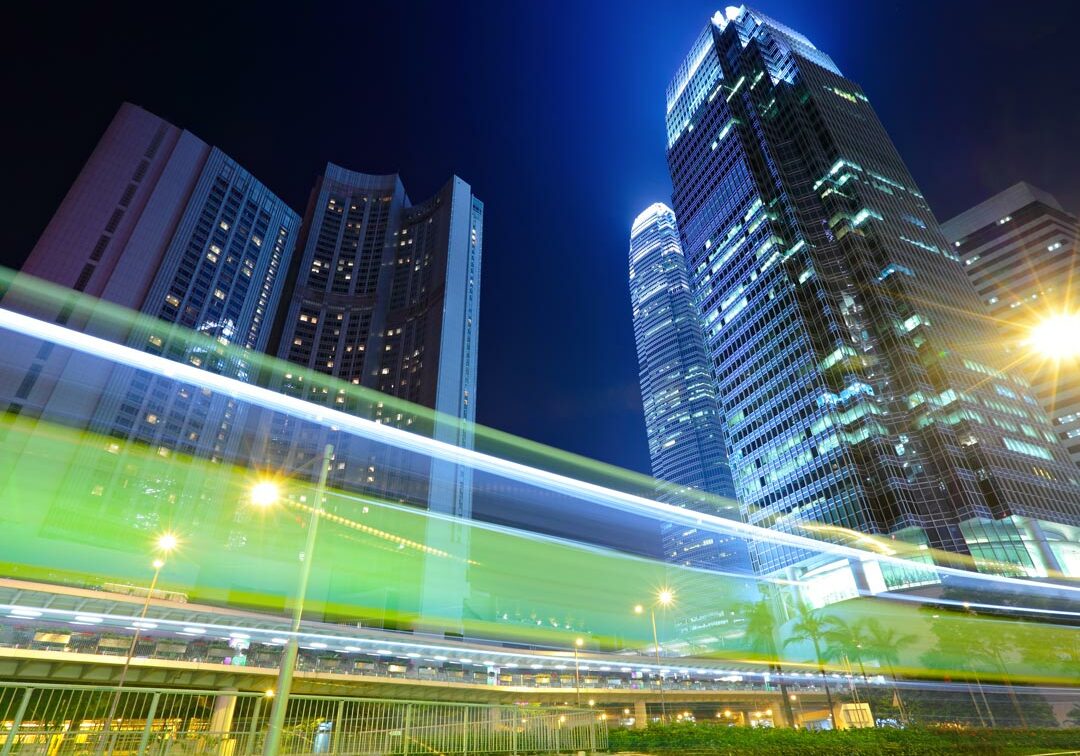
left=0, top=682, right=607, bottom=755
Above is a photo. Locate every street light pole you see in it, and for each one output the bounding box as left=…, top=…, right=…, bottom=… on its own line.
left=262, top=443, right=334, bottom=756
left=99, top=533, right=178, bottom=752
left=573, top=638, right=584, bottom=706
left=635, top=589, right=673, bottom=724
left=649, top=607, right=668, bottom=723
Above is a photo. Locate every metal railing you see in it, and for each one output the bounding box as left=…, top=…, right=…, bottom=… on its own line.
left=0, top=624, right=805, bottom=695
left=0, top=682, right=607, bottom=755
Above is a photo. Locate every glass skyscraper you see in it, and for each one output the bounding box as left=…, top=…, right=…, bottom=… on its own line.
left=629, top=202, right=749, bottom=572
left=664, top=6, right=1080, bottom=577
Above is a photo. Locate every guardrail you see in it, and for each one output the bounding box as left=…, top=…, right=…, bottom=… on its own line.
left=0, top=682, right=607, bottom=755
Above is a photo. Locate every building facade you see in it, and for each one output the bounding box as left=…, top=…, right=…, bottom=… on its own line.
left=267, top=164, right=482, bottom=518
left=664, top=6, right=1080, bottom=578
left=2, top=102, right=299, bottom=460
left=942, top=182, right=1080, bottom=471
left=0, top=103, right=300, bottom=583
left=629, top=202, right=749, bottom=572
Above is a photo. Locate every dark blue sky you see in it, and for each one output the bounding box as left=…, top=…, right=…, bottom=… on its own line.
left=5, top=1, right=1080, bottom=475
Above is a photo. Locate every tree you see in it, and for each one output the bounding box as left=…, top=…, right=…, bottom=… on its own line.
left=860, top=617, right=916, bottom=722
left=782, top=600, right=835, bottom=724
left=735, top=586, right=796, bottom=727
left=821, top=615, right=869, bottom=681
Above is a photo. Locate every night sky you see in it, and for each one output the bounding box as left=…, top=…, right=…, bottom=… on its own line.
left=5, top=1, right=1080, bottom=476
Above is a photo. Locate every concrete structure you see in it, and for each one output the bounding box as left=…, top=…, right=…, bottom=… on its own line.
left=941, top=182, right=1080, bottom=473
left=663, top=6, right=1080, bottom=578
left=629, top=202, right=750, bottom=574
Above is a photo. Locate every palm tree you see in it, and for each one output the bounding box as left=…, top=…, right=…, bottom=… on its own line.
left=861, top=618, right=917, bottom=723
left=782, top=600, right=835, bottom=725
left=921, top=624, right=997, bottom=728
left=822, top=615, right=870, bottom=686
left=735, top=587, right=796, bottom=727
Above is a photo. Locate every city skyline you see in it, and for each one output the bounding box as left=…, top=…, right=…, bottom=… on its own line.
left=2, top=3, right=1079, bottom=742
left=5, top=1, right=1080, bottom=475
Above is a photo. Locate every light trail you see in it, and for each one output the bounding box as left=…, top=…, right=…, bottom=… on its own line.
left=2, top=306, right=1077, bottom=606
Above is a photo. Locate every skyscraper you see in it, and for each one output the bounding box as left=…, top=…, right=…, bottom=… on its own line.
left=629, top=202, right=749, bottom=572
left=942, top=183, right=1080, bottom=471
left=2, top=102, right=299, bottom=460
left=259, top=164, right=482, bottom=630
left=267, top=164, right=482, bottom=517
left=0, top=103, right=300, bottom=577
left=664, top=6, right=1080, bottom=579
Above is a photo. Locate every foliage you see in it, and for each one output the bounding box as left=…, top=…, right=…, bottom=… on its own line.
left=608, top=722, right=1080, bottom=755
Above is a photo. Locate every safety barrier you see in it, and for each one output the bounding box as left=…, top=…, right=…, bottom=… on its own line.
left=0, top=682, right=607, bottom=755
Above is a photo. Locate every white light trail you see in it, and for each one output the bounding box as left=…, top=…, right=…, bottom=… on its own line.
left=1, top=307, right=1077, bottom=604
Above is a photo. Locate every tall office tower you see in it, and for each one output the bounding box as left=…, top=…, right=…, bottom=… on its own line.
left=629, top=202, right=750, bottom=573
left=664, top=6, right=1080, bottom=579
left=942, top=183, right=1080, bottom=471
left=0, top=103, right=299, bottom=583
left=268, top=164, right=482, bottom=517
left=2, top=102, right=299, bottom=460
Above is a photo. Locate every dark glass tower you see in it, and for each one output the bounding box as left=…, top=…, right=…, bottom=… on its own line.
left=267, top=164, right=482, bottom=517
left=629, top=202, right=749, bottom=572
left=665, top=6, right=1080, bottom=577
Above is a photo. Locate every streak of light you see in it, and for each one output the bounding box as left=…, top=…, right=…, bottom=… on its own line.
left=2, top=307, right=1076, bottom=604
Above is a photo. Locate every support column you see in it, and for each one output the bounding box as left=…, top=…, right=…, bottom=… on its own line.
left=210, top=692, right=238, bottom=733
left=633, top=701, right=647, bottom=729
left=210, top=690, right=238, bottom=756
left=770, top=697, right=790, bottom=729
left=1019, top=517, right=1065, bottom=575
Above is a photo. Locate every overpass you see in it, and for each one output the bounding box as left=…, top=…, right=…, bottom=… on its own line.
left=1, top=578, right=831, bottom=730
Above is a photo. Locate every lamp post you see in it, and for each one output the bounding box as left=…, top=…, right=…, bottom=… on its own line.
left=573, top=637, right=584, bottom=706
left=260, top=443, right=334, bottom=756
left=634, top=588, right=674, bottom=723
left=99, top=533, right=179, bottom=751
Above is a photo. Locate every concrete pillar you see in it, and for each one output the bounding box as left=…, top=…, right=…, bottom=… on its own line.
left=1019, top=517, right=1065, bottom=575
left=210, top=691, right=237, bottom=734
left=849, top=558, right=871, bottom=594
left=633, top=701, right=647, bottom=729
left=770, top=697, right=791, bottom=729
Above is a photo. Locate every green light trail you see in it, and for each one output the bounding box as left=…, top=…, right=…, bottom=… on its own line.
left=0, top=412, right=1076, bottom=686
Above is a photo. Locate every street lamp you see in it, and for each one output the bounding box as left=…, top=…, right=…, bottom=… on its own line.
left=573, top=637, right=584, bottom=706
left=634, top=588, right=674, bottom=723
left=99, top=533, right=179, bottom=750
left=259, top=443, right=334, bottom=756
left=1028, top=311, right=1080, bottom=359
